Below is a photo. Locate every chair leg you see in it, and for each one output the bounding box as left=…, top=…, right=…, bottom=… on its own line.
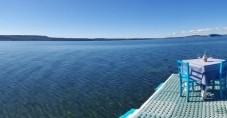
left=220, top=79, right=223, bottom=98
left=191, top=82, right=195, bottom=92
left=212, top=80, right=215, bottom=90
left=186, top=81, right=190, bottom=102
left=180, top=79, right=183, bottom=97
left=222, top=77, right=226, bottom=92
left=225, top=76, right=227, bottom=91
left=224, top=76, right=227, bottom=91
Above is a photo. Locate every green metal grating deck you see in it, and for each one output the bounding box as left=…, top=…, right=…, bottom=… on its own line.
left=129, top=74, right=227, bottom=118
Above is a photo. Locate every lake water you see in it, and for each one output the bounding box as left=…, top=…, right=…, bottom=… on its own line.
left=0, top=37, right=227, bottom=118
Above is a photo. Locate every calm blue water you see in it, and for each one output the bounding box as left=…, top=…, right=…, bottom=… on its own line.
left=0, top=37, right=227, bottom=118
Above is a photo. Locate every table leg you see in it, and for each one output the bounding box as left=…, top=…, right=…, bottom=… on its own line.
left=201, top=85, right=207, bottom=100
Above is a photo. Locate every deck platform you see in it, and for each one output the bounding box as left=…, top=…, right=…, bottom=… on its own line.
left=129, top=74, right=227, bottom=118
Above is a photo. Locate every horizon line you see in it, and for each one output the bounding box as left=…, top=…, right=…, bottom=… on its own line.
left=0, top=33, right=225, bottom=39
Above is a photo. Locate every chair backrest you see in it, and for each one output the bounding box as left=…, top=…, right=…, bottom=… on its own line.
left=220, top=60, right=227, bottom=78
left=177, top=60, right=190, bottom=79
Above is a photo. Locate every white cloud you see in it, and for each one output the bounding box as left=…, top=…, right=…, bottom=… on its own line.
left=168, top=26, right=227, bottom=37
left=215, top=27, right=220, bottom=30
left=189, top=30, right=194, bottom=33
left=171, top=32, right=177, bottom=35
left=181, top=31, right=186, bottom=33
left=196, top=28, right=213, bottom=32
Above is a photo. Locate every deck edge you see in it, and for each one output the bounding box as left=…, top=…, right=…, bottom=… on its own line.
left=127, top=74, right=177, bottom=118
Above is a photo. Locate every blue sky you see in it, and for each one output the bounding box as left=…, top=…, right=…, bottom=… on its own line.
left=0, top=0, right=227, bottom=38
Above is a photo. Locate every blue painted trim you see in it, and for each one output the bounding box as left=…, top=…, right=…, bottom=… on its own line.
left=155, top=83, right=164, bottom=91
left=119, top=109, right=136, bottom=118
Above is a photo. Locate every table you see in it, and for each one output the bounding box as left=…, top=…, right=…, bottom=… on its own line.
left=183, top=58, right=225, bottom=99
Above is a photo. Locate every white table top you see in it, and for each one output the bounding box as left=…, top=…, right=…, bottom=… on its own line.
left=184, top=58, right=224, bottom=67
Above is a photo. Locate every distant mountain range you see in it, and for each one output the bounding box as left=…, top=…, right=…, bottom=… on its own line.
left=0, top=34, right=226, bottom=41
left=166, top=34, right=226, bottom=39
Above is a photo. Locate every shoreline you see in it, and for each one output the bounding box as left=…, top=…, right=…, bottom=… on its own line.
left=0, top=34, right=225, bottom=41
